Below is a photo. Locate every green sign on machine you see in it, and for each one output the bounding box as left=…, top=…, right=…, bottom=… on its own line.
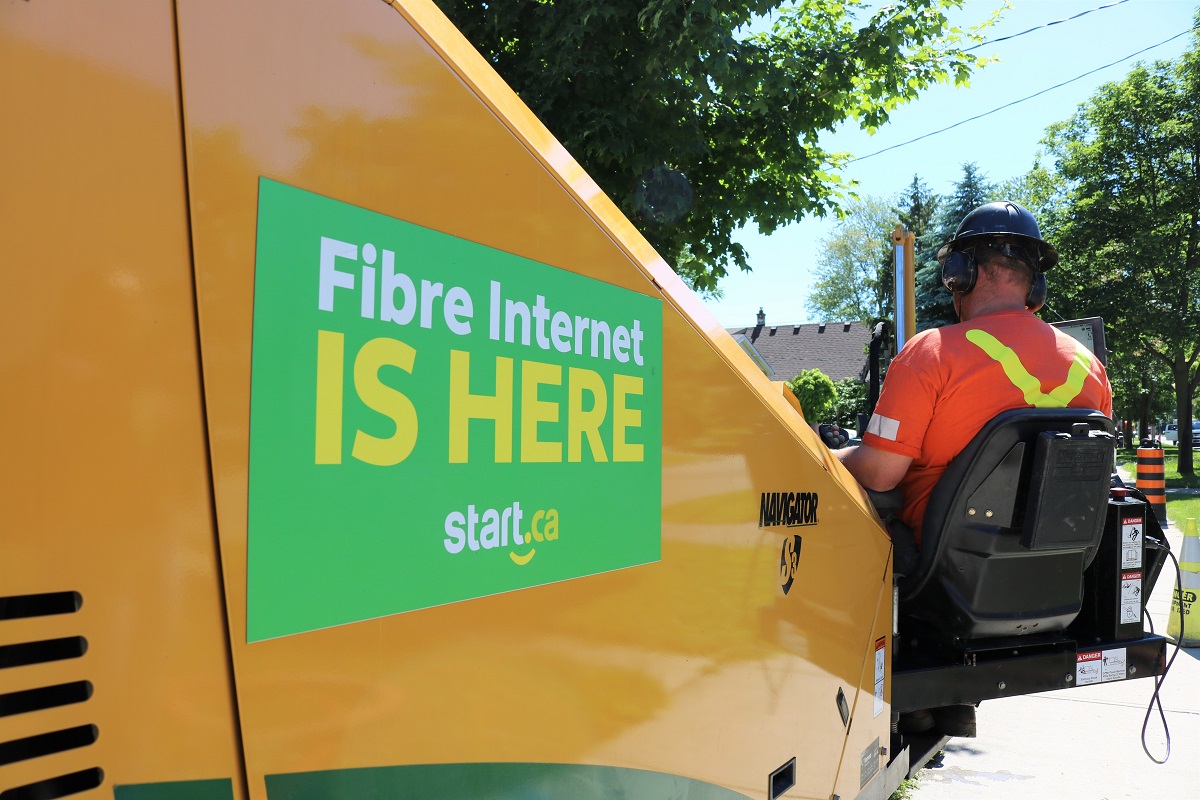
left=247, top=179, right=663, bottom=642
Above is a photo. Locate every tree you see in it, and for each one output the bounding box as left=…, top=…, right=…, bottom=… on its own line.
left=889, top=175, right=941, bottom=342
left=914, top=162, right=995, bottom=330
left=805, top=195, right=895, bottom=323
left=807, top=177, right=941, bottom=327
left=439, top=0, right=995, bottom=292
left=1106, top=351, right=1175, bottom=443
left=788, top=368, right=836, bottom=422
left=829, top=377, right=868, bottom=430
left=896, top=174, right=940, bottom=242
left=1044, top=19, right=1200, bottom=473
left=999, top=161, right=1060, bottom=223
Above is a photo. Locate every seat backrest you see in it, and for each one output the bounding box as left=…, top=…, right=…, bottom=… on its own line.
left=900, top=408, right=1115, bottom=641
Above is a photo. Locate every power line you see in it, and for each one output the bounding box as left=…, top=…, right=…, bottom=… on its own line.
left=847, top=24, right=1199, bottom=165
left=966, top=0, right=1132, bottom=51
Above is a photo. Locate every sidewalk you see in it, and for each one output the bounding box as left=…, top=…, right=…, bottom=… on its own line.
left=911, top=471, right=1200, bottom=799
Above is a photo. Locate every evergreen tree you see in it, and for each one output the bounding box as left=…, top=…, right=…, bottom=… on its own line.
left=886, top=175, right=940, bottom=327
left=914, top=163, right=995, bottom=330
left=896, top=174, right=939, bottom=239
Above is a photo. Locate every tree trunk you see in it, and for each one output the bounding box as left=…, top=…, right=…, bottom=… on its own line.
left=1174, top=357, right=1195, bottom=476
left=1139, top=392, right=1152, bottom=445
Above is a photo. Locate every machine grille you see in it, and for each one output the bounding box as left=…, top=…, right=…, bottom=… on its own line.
left=0, top=592, right=102, bottom=800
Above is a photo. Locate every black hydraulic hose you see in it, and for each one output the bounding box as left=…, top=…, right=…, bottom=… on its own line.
left=1140, top=541, right=1184, bottom=764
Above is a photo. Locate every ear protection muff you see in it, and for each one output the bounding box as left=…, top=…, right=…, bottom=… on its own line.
left=942, top=245, right=1048, bottom=312
left=1026, top=272, right=1047, bottom=312
left=940, top=248, right=977, bottom=294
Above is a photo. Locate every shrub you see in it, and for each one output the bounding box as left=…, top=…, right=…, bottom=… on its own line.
left=788, top=369, right=836, bottom=422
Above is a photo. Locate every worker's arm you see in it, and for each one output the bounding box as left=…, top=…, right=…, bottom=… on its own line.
left=834, top=443, right=912, bottom=492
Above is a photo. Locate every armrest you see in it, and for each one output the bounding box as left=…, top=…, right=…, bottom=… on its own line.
left=866, top=488, right=905, bottom=518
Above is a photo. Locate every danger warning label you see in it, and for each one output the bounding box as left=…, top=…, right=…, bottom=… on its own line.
left=874, top=637, right=886, bottom=718
left=1076, top=648, right=1128, bottom=685
left=1120, top=570, right=1143, bottom=625
left=1121, top=517, right=1143, bottom=569
left=1076, top=651, right=1102, bottom=685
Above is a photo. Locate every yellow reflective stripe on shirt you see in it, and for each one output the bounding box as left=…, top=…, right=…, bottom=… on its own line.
left=964, top=329, right=1093, bottom=408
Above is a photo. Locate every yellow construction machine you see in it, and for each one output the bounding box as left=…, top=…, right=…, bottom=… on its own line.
left=0, top=3, right=1169, bottom=800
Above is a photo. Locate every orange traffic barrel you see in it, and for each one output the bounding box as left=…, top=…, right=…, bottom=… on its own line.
left=1136, top=446, right=1167, bottom=523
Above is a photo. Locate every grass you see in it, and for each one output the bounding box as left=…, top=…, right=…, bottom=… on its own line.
left=1166, top=496, right=1200, bottom=530
left=1115, top=447, right=1200, bottom=489
left=1115, top=447, right=1200, bottom=525
left=889, top=777, right=921, bottom=800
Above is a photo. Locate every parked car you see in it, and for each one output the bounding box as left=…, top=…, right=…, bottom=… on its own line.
left=1162, top=420, right=1200, bottom=446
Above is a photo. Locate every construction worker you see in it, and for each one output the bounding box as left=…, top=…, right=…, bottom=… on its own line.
left=829, top=200, right=1113, bottom=737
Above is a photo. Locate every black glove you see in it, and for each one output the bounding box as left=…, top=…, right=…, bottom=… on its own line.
left=819, top=424, right=850, bottom=449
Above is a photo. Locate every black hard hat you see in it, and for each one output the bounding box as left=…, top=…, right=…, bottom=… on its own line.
left=936, top=201, right=1059, bottom=271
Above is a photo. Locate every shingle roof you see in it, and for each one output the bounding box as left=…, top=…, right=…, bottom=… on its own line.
left=725, top=318, right=871, bottom=382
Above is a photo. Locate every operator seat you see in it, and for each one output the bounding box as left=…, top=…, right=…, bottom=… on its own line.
left=895, top=408, right=1116, bottom=645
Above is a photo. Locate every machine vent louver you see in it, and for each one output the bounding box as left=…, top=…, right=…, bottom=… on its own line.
left=0, top=593, right=102, bottom=800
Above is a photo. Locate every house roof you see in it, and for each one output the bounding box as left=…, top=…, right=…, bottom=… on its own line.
left=724, top=315, right=872, bottom=382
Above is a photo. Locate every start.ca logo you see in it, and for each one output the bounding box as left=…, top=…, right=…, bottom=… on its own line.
left=444, top=502, right=559, bottom=565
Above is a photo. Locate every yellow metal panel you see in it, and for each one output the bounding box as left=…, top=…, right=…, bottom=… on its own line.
left=174, top=1, right=893, bottom=799
left=831, top=554, right=894, bottom=800
left=0, top=0, right=243, bottom=794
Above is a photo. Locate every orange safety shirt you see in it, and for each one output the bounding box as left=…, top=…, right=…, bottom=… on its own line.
left=861, top=308, right=1113, bottom=545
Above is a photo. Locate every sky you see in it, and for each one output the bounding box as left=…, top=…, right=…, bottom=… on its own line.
left=702, top=0, right=1199, bottom=328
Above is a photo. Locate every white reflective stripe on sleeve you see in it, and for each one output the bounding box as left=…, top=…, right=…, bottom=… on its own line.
left=866, top=414, right=900, bottom=441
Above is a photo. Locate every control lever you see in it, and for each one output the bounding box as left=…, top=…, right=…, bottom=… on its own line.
left=819, top=424, right=850, bottom=450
